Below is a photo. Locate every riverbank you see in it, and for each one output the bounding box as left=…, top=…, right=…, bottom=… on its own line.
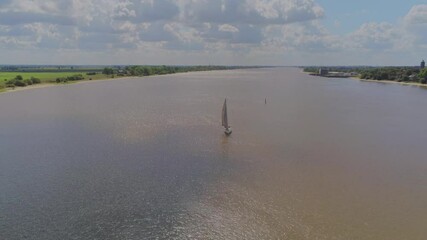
left=352, top=77, right=427, bottom=88
left=304, top=70, right=426, bottom=88
left=303, top=66, right=427, bottom=88
left=0, top=75, right=132, bottom=95
left=0, top=69, right=236, bottom=95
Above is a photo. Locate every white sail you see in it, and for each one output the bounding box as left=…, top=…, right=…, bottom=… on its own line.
left=222, top=99, right=228, bottom=128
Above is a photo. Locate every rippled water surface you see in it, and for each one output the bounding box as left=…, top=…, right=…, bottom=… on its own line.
left=1, top=68, right=427, bottom=239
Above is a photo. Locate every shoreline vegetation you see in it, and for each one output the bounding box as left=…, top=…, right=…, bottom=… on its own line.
left=303, top=66, right=427, bottom=88
left=0, top=65, right=256, bottom=94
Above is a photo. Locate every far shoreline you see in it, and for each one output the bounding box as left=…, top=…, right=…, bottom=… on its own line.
left=351, top=77, right=427, bottom=88
left=303, top=70, right=427, bottom=88
left=0, top=75, right=133, bottom=95
left=4, top=68, right=426, bottom=96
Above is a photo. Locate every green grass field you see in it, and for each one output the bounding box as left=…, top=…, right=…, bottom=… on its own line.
left=0, top=71, right=114, bottom=89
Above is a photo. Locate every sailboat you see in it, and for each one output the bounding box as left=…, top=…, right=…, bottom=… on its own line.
left=222, top=98, right=232, bottom=136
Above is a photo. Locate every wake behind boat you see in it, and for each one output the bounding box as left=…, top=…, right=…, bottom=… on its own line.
left=222, top=98, right=232, bottom=136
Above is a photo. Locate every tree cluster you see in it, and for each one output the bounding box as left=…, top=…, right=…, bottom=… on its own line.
left=359, top=67, right=421, bottom=82
left=125, top=65, right=177, bottom=76
left=5, top=75, right=41, bottom=87
left=56, top=74, right=85, bottom=83
left=419, top=68, right=427, bottom=84
left=102, top=67, right=114, bottom=75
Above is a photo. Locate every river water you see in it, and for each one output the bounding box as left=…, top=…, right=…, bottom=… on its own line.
left=1, top=68, right=427, bottom=239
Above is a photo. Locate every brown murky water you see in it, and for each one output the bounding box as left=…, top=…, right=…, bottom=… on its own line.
left=1, top=68, right=426, bottom=239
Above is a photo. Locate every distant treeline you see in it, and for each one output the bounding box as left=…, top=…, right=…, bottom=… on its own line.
left=303, top=66, right=364, bottom=74
left=1, top=65, right=253, bottom=74
left=304, top=66, right=427, bottom=84
left=0, top=66, right=102, bottom=73
left=55, top=74, right=85, bottom=83
left=359, top=67, right=424, bottom=83
left=105, top=65, right=252, bottom=77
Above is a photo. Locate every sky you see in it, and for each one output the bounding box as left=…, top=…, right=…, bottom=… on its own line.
left=0, top=0, right=426, bottom=66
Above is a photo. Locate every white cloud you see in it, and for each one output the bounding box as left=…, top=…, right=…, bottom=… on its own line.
left=248, top=0, right=324, bottom=22
left=404, top=5, right=427, bottom=25
left=180, top=0, right=323, bottom=25
left=5, top=0, right=60, bottom=14
left=403, top=4, right=427, bottom=47
left=219, top=24, right=239, bottom=33
left=348, top=22, right=400, bottom=50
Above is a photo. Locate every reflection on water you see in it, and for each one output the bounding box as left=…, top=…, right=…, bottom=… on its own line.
left=1, top=68, right=427, bottom=239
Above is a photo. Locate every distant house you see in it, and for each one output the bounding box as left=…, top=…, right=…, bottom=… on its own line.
left=319, top=68, right=329, bottom=76
left=421, top=60, right=425, bottom=69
